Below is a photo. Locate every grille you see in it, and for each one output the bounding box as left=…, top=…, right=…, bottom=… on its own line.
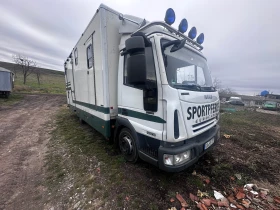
left=192, top=117, right=216, bottom=133
left=140, top=148, right=158, bottom=159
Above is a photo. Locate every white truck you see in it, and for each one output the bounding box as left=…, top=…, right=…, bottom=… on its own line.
left=64, top=4, right=220, bottom=172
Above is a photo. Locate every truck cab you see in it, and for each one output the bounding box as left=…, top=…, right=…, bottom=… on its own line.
left=117, top=20, right=220, bottom=172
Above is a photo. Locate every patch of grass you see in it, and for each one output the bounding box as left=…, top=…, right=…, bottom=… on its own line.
left=14, top=71, right=65, bottom=94
left=45, top=108, right=128, bottom=208
left=166, top=190, right=176, bottom=198
left=221, top=110, right=280, bottom=128
left=189, top=176, right=204, bottom=189
left=45, top=153, right=66, bottom=189
left=212, top=163, right=232, bottom=177
left=149, top=203, right=159, bottom=210
left=0, top=94, right=23, bottom=106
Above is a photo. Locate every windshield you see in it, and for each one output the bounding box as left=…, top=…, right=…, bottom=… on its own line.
left=161, top=39, right=213, bottom=91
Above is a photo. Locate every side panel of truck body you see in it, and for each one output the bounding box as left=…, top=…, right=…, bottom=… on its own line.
left=65, top=6, right=120, bottom=138
left=0, top=71, right=12, bottom=91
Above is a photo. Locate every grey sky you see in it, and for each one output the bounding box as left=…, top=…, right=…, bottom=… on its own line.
left=0, top=0, right=279, bottom=95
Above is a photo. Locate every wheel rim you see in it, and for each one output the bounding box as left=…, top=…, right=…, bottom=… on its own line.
left=120, top=134, right=133, bottom=155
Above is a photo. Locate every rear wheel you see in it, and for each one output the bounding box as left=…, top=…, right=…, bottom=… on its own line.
left=79, top=117, right=85, bottom=125
left=118, top=128, right=138, bottom=163
left=5, top=92, right=10, bottom=98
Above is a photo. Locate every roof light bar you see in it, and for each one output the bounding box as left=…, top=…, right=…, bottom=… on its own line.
left=178, top=18, right=188, bottom=33
left=196, top=33, right=204, bottom=44
left=164, top=8, right=175, bottom=25
left=188, top=27, right=197, bottom=39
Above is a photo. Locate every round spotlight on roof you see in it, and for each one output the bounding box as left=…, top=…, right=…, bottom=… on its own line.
left=188, top=27, right=197, bottom=39
left=178, top=18, right=188, bottom=33
left=164, top=8, right=175, bottom=25
left=196, top=33, right=204, bottom=44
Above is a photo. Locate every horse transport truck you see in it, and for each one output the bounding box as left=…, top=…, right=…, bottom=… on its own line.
left=64, top=4, right=220, bottom=172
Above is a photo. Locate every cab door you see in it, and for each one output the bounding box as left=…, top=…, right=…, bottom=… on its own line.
left=119, top=37, right=164, bottom=141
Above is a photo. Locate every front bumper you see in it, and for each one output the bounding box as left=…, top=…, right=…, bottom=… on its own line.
left=158, top=125, right=220, bottom=172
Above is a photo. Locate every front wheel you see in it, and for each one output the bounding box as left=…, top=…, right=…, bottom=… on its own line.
left=118, top=128, right=139, bottom=163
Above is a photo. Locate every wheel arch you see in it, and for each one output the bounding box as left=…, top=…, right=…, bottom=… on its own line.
left=114, top=116, right=139, bottom=148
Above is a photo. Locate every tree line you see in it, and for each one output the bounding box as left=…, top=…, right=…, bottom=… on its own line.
left=212, top=77, right=237, bottom=95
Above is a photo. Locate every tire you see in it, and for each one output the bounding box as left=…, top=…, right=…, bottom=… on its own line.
left=79, top=117, right=85, bottom=125
left=118, top=128, right=139, bottom=163
left=5, top=92, right=10, bottom=98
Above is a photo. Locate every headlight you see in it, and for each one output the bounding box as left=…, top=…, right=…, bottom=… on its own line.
left=163, top=150, right=191, bottom=166
left=163, top=154, right=173, bottom=165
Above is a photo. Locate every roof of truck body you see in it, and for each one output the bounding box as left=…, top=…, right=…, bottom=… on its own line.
left=68, top=4, right=204, bottom=58
left=0, top=67, right=13, bottom=73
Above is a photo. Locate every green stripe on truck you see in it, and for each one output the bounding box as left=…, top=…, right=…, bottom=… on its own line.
left=118, top=108, right=166, bottom=123
left=73, top=100, right=110, bottom=114
left=70, top=105, right=110, bottom=138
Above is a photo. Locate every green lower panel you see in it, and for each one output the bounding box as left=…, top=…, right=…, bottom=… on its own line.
left=70, top=105, right=111, bottom=138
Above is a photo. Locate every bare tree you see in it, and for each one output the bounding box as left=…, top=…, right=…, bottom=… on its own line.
left=12, top=54, right=37, bottom=84
left=212, top=76, right=237, bottom=95
left=34, top=67, right=42, bottom=85
left=212, top=77, right=222, bottom=90
left=219, top=87, right=237, bottom=95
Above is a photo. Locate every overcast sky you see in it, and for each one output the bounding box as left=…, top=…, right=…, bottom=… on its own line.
left=0, top=0, right=279, bottom=95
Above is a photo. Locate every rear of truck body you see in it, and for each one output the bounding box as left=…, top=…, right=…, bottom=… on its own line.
left=64, top=4, right=220, bottom=172
left=0, top=67, right=14, bottom=98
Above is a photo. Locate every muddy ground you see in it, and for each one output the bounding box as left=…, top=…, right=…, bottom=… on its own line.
left=0, top=95, right=65, bottom=210
left=0, top=95, right=279, bottom=210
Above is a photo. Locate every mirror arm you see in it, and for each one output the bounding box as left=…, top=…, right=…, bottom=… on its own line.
left=162, top=40, right=180, bottom=51
left=121, top=49, right=128, bottom=56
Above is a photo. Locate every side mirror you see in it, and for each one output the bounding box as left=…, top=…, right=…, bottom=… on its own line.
left=125, top=36, right=147, bottom=89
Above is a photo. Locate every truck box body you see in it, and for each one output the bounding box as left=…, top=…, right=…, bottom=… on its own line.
left=65, top=4, right=220, bottom=172
left=0, top=67, right=14, bottom=97
left=65, top=6, right=121, bottom=137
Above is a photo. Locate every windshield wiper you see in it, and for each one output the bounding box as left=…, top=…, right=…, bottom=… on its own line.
left=201, top=86, right=216, bottom=92
left=173, top=84, right=201, bottom=91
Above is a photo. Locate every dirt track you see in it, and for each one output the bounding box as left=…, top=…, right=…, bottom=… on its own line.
left=256, top=108, right=280, bottom=115
left=0, top=94, right=65, bottom=210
